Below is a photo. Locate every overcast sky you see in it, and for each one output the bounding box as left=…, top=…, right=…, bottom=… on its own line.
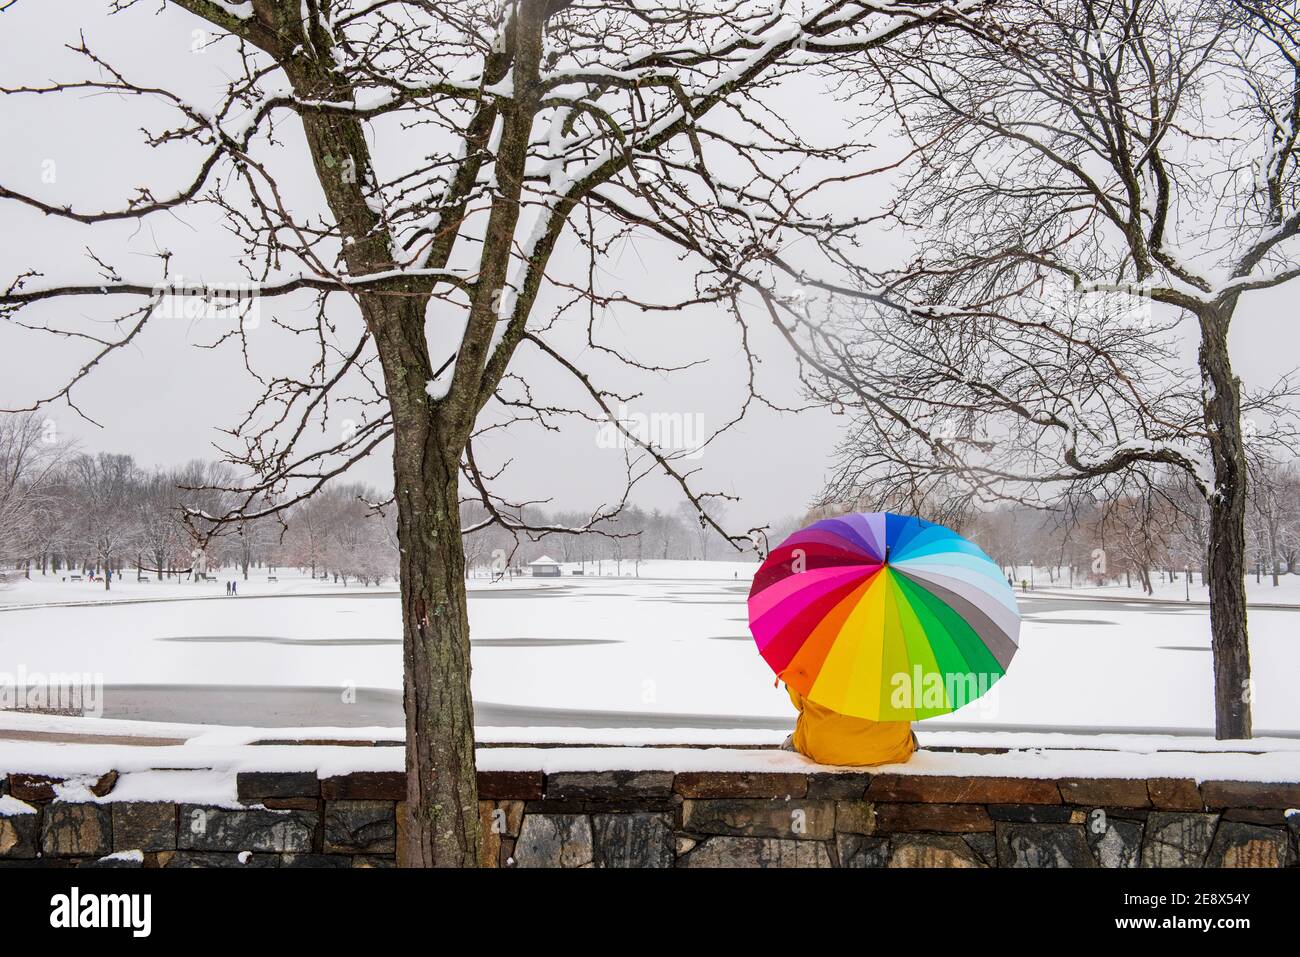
left=1, top=2, right=1296, bottom=534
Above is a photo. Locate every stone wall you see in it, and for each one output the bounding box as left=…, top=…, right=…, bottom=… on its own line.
left=2, top=768, right=1297, bottom=867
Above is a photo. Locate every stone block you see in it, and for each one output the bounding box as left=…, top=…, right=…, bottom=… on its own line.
left=0, top=800, right=39, bottom=858
left=41, top=804, right=111, bottom=858
left=1084, top=813, right=1143, bottom=868
left=807, top=773, right=873, bottom=799
left=995, top=823, right=1094, bottom=867
left=546, top=771, right=674, bottom=802
left=836, top=833, right=889, bottom=868
left=889, top=834, right=984, bottom=867
left=875, top=802, right=993, bottom=833
left=112, top=802, right=175, bottom=852
left=262, top=797, right=319, bottom=812
left=1058, top=778, right=1150, bottom=808
left=834, top=800, right=876, bottom=836
left=867, top=775, right=1060, bottom=805
left=8, top=774, right=61, bottom=803
left=513, top=813, right=593, bottom=868
left=987, top=804, right=1074, bottom=824
left=1222, top=808, right=1289, bottom=825
left=592, top=813, right=674, bottom=868
left=498, top=835, right=517, bottom=868
left=1205, top=821, right=1288, bottom=868
left=178, top=805, right=316, bottom=854
left=236, top=771, right=320, bottom=803
left=1140, top=812, right=1219, bottom=867
left=963, top=832, right=998, bottom=866
left=323, top=800, right=395, bottom=854
left=680, top=798, right=835, bottom=840
left=479, top=801, right=501, bottom=868
left=678, top=836, right=832, bottom=868
left=1146, top=778, right=1203, bottom=811
left=478, top=801, right=525, bottom=867
left=674, top=772, right=808, bottom=799
left=319, top=771, right=404, bottom=801
left=478, top=770, right=545, bottom=801
left=1200, top=780, right=1300, bottom=810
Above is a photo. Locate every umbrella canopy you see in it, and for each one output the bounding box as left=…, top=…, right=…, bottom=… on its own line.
left=748, top=512, right=1019, bottom=721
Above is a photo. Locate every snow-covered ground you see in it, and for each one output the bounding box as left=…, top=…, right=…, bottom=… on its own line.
left=0, top=561, right=1297, bottom=740
left=0, top=559, right=756, bottom=610
left=0, top=567, right=392, bottom=610
left=1035, top=573, right=1300, bottom=606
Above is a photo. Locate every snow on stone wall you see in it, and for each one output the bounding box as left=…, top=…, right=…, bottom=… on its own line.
left=1, top=765, right=1297, bottom=868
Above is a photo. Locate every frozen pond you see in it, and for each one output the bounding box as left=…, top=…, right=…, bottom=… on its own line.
left=1, top=574, right=1298, bottom=736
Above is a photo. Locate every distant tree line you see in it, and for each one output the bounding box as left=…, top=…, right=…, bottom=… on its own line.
left=459, top=498, right=761, bottom=575
left=7, top=409, right=1293, bottom=596
left=0, top=412, right=775, bottom=588
left=819, top=459, right=1300, bottom=597
left=0, top=413, right=397, bottom=588
left=963, top=460, right=1300, bottom=596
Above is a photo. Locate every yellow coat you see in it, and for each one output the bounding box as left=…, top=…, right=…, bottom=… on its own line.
left=786, top=685, right=917, bottom=767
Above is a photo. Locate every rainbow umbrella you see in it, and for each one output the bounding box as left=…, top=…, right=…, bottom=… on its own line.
left=748, top=512, right=1019, bottom=721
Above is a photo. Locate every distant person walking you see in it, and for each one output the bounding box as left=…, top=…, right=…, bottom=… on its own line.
left=231, top=580, right=237, bottom=597
left=225, top=581, right=232, bottom=596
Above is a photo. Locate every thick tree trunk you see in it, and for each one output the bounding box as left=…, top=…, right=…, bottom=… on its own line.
left=276, top=8, right=492, bottom=865
left=388, top=395, right=480, bottom=868
left=1207, top=494, right=1250, bottom=738
left=1200, top=305, right=1252, bottom=740
left=364, top=285, right=480, bottom=866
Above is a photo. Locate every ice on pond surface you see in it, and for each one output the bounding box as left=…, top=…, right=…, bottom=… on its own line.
left=0, top=565, right=1297, bottom=735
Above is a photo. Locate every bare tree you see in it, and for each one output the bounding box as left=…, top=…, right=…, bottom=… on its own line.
left=1270, top=463, right=1300, bottom=573
left=67, top=453, right=140, bottom=589
left=303, top=482, right=397, bottom=585
left=281, top=494, right=335, bottom=579
left=0, top=412, right=70, bottom=568
left=1247, top=453, right=1300, bottom=585
left=677, top=498, right=729, bottom=562
left=0, top=0, right=973, bottom=862
left=170, top=459, right=241, bottom=577
left=1097, top=491, right=1174, bottom=595
left=135, top=469, right=191, bottom=580
left=770, top=0, right=1300, bottom=738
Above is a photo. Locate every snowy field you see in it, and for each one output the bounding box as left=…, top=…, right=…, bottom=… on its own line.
left=0, top=561, right=1298, bottom=740
left=1037, top=574, right=1300, bottom=606
left=0, top=558, right=760, bottom=610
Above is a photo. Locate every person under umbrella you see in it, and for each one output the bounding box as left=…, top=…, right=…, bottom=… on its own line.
left=750, top=512, right=1020, bottom=767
